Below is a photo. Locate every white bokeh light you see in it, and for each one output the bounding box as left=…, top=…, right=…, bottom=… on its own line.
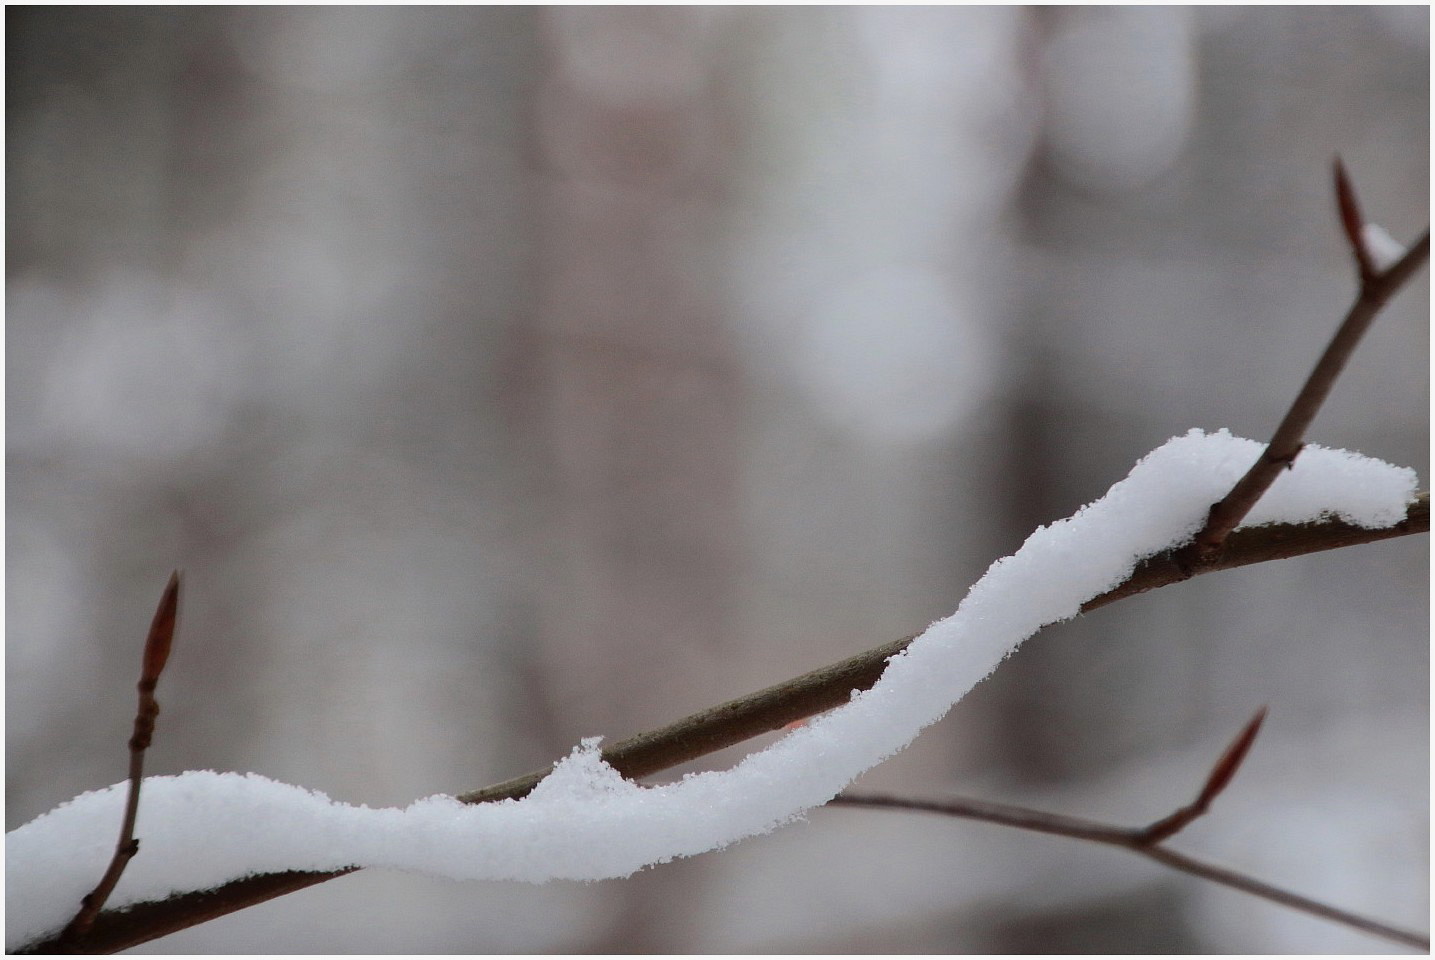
left=794, top=266, right=997, bottom=445
left=1042, top=7, right=1196, bottom=191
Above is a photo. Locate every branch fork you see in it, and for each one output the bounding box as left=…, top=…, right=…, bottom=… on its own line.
left=1182, top=159, right=1429, bottom=565
left=833, top=707, right=1427, bottom=951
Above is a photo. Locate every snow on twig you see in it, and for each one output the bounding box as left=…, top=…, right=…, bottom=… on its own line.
left=6, top=433, right=1417, bottom=952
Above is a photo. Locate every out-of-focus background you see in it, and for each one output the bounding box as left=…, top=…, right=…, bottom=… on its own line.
left=7, top=7, right=1428, bottom=953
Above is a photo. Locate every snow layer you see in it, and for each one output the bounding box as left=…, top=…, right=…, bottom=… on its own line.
left=6, top=430, right=1418, bottom=950
left=1361, top=223, right=1408, bottom=272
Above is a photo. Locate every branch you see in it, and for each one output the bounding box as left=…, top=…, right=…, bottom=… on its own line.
left=465, top=497, right=1429, bottom=803
left=51, top=573, right=181, bottom=948
left=829, top=171, right=1430, bottom=946
left=19, top=166, right=1429, bottom=955
left=830, top=709, right=1427, bottom=952
left=20, top=500, right=1427, bottom=954
left=1187, top=162, right=1430, bottom=559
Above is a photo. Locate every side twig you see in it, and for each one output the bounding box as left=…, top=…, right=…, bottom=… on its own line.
left=1186, top=161, right=1430, bottom=560
left=53, top=572, right=181, bottom=948
left=831, top=709, right=1427, bottom=952
left=1134, top=706, right=1266, bottom=845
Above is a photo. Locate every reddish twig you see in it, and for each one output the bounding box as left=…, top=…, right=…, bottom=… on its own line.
left=1135, top=706, right=1266, bottom=844
left=831, top=709, right=1427, bottom=951
left=1186, top=163, right=1430, bottom=561
left=1334, top=158, right=1378, bottom=285
left=53, top=572, right=182, bottom=947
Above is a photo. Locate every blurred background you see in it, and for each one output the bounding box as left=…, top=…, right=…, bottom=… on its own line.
left=7, top=6, right=1428, bottom=953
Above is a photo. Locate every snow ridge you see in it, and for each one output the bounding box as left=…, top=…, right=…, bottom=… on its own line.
left=6, top=430, right=1417, bottom=950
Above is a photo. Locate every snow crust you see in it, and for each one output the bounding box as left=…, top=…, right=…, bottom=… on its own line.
left=5, top=430, right=1418, bottom=951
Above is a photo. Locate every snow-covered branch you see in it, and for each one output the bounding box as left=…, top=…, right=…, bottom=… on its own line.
left=10, top=161, right=1428, bottom=958
left=1188, top=161, right=1430, bottom=559
left=7, top=433, right=1421, bottom=953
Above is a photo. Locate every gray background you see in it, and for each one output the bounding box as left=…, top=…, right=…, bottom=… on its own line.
left=8, top=7, right=1428, bottom=953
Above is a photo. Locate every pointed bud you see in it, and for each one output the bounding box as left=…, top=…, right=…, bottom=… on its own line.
left=141, top=571, right=181, bottom=684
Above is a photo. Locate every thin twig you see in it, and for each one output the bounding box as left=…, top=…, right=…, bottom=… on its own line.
left=831, top=793, right=1427, bottom=951
left=1134, top=706, right=1266, bottom=845
left=1187, top=164, right=1430, bottom=559
left=1334, top=158, right=1378, bottom=285
left=18, top=499, right=1427, bottom=954
left=53, top=572, right=181, bottom=947
left=831, top=709, right=1428, bottom=952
